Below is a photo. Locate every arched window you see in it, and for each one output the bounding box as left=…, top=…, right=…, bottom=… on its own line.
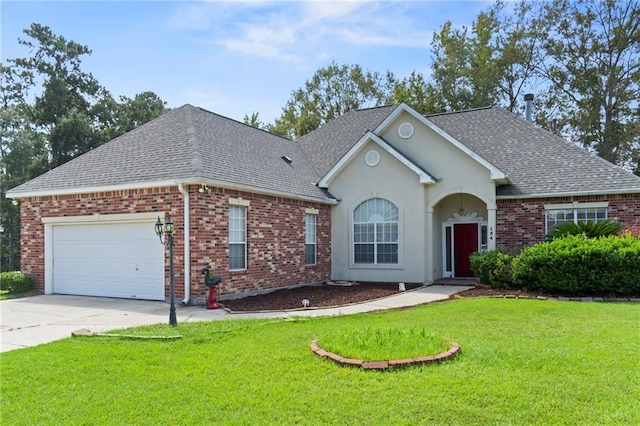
left=353, top=198, right=399, bottom=264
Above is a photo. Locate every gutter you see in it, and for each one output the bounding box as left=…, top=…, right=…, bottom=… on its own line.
left=177, top=183, right=191, bottom=304
left=496, top=187, right=640, bottom=200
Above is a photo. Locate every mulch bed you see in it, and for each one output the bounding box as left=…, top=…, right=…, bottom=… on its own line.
left=219, top=282, right=638, bottom=313
left=219, top=282, right=423, bottom=312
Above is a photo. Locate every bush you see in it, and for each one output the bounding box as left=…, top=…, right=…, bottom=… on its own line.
left=550, top=219, right=623, bottom=239
left=469, top=250, right=514, bottom=289
left=512, top=234, right=640, bottom=296
left=0, top=271, right=35, bottom=294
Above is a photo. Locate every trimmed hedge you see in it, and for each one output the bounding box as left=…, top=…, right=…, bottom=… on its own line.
left=0, top=271, right=35, bottom=294
left=469, top=250, right=514, bottom=289
left=511, top=234, right=640, bottom=296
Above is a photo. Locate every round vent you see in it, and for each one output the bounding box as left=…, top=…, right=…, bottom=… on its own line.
left=365, top=150, right=380, bottom=167
left=398, top=122, right=414, bottom=139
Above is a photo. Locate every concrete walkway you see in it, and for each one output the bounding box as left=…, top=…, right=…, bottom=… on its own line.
left=0, top=285, right=471, bottom=353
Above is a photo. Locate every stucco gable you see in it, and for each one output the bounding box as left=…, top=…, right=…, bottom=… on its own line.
left=317, top=131, right=438, bottom=188
left=375, top=104, right=510, bottom=183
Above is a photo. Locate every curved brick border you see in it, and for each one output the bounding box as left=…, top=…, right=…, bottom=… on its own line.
left=310, top=340, right=460, bottom=370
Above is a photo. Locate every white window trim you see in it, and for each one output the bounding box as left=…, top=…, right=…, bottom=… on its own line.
left=544, top=202, right=609, bottom=235
left=229, top=205, right=247, bottom=271
left=305, top=213, right=317, bottom=266
left=352, top=198, right=400, bottom=266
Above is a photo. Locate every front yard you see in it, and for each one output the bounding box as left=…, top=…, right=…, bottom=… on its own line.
left=1, top=298, right=638, bottom=425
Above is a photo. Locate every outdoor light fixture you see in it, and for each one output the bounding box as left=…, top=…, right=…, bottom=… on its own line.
left=155, top=215, right=177, bottom=327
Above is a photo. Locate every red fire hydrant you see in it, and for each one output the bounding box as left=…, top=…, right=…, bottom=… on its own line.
left=201, top=268, right=222, bottom=309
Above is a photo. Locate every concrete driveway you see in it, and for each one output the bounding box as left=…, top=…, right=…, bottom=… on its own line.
left=0, top=295, right=232, bottom=353
left=0, top=285, right=470, bottom=353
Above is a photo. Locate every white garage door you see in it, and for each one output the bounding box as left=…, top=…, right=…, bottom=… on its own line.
left=52, top=221, right=165, bottom=300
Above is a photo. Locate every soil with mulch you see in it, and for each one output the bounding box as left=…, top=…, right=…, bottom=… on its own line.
left=219, top=282, right=423, bottom=312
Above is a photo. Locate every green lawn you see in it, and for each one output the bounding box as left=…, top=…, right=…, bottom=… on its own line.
left=1, top=299, right=639, bottom=425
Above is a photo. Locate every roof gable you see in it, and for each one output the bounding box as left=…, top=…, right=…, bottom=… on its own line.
left=375, top=104, right=509, bottom=183
left=297, top=105, right=399, bottom=176
left=317, top=131, right=438, bottom=188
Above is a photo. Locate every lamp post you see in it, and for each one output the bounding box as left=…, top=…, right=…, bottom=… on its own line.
left=155, top=215, right=177, bottom=327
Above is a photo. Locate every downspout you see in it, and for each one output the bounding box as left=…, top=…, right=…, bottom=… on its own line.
left=178, top=183, right=191, bottom=304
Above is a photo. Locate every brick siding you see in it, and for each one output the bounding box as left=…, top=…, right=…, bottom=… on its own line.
left=19, top=185, right=331, bottom=302
left=496, top=193, right=640, bottom=252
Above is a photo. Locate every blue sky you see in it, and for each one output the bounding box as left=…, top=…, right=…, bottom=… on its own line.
left=1, top=1, right=490, bottom=123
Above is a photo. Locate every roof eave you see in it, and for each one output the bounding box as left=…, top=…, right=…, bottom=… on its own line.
left=7, top=178, right=339, bottom=205
left=496, top=187, right=640, bottom=200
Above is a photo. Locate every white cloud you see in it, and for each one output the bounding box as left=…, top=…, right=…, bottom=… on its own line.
left=169, top=1, right=440, bottom=65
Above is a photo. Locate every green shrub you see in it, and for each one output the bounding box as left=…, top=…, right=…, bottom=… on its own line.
left=469, top=250, right=514, bottom=289
left=0, top=271, right=35, bottom=293
left=512, top=234, right=640, bottom=296
left=550, top=219, right=623, bottom=239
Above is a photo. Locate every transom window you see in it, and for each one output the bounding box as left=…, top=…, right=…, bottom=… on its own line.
left=545, top=205, right=608, bottom=234
left=229, top=205, right=247, bottom=270
left=353, top=198, right=399, bottom=264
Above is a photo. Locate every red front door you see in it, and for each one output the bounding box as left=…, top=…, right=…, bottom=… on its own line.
left=454, top=223, right=478, bottom=277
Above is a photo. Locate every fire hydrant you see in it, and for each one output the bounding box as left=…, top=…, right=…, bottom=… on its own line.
left=201, top=268, right=222, bottom=309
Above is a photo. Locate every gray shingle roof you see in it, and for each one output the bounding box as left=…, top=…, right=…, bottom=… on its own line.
left=10, top=103, right=640, bottom=201
left=427, top=106, right=640, bottom=197
left=8, top=104, right=332, bottom=202
left=297, top=105, right=399, bottom=176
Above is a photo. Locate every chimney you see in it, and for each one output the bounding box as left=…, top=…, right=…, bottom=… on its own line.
left=524, top=93, right=534, bottom=122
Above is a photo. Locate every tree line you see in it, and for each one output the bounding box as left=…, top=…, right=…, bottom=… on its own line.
left=2, top=0, right=639, bottom=271
left=252, top=0, right=639, bottom=176
left=1, top=23, right=169, bottom=271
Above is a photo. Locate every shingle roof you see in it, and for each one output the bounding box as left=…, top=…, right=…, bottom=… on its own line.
left=297, top=105, right=399, bottom=176
left=8, top=104, right=333, bottom=202
left=427, top=106, right=640, bottom=197
left=10, top=103, right=640, bottom=202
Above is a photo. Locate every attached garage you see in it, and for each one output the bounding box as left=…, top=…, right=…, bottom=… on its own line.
left=43, top=213, right=165, bottom=301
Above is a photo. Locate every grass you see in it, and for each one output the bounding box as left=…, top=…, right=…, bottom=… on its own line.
left=1, top=298, right=639, bottom=425
left=319, top=326, right=450, bottom=360
left=0, top=289, right=37, bottom=300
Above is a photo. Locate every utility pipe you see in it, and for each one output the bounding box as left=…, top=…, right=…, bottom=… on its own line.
left=178, top=183, right=191, bottom=304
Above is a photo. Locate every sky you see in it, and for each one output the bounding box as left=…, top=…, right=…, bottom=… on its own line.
left=1, top=0, right=490, bottom=123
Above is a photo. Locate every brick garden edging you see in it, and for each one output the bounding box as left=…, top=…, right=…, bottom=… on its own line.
left=310, top=340, right=460, bottom=370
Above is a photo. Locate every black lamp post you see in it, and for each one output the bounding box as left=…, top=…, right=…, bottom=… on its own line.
left=155, top=215, right=177, bottom=327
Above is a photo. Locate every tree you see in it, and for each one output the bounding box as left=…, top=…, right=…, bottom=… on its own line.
left=534, top=0, right=640, bottom=172
left=428, top=10, right=506, bottom=112
left=0, top=65, right=47, bottom=271
left=11, top=23, right=106, bottom=168
left=269, top=61, right=396, bottom=139
left=242, top=111, right=265, bottom=129
left=393, top=71, right=439, bottom=115
left=2, top=24, right=170, bottom=271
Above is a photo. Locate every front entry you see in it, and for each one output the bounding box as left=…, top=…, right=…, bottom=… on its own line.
left=453, top=223, right=478, bottom=277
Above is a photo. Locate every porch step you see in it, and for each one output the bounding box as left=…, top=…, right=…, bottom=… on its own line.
left=433, top=277, right=478, bottom=286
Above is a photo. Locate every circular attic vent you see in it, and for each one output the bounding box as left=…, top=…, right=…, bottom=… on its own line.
left=398, top=122, right=414, bottom=139
left=365, top=150, right=380, bottom=167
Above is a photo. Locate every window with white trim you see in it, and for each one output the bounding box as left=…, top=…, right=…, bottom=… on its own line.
left=305, top=214, right=316, bottom=265
left=229, top=205, right=247, bottom=270
left=353, top=198, right=399, bottom=264
left=545, top=204, right=608, bottom=234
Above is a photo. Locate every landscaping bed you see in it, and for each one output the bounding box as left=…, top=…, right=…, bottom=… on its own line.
left=220, top=282, right=422, bottom=312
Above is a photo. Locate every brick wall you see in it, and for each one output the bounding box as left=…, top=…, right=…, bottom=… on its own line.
left=189, top=186, right=331, bottom=301
left=20, top=187, right=185, bottom=297
left=20, top=185, right=331, bottom=302
left=496, top=193, right=640, bottom=252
